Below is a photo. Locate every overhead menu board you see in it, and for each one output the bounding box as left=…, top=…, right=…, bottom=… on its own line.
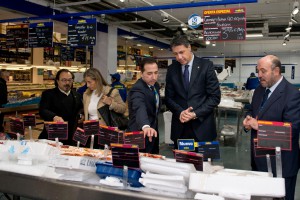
left=68, top=18, right=97, bottom=47
left=61, top=46, right=74, bottom=61
left=28, top=22, right=53, bottom=48
left=6, top=24, right=29, bottom=48
left=203, top=7, right=246, bottom=41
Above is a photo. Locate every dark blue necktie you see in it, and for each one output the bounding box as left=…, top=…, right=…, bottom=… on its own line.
left=260, top=89, right=271, bottom=108
left=183, top=65, right=189, bottom=90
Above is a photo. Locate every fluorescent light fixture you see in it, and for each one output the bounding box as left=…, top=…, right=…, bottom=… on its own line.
left=136, top=44, right=142, bottom=46
left=286, top=26, right=292, bottom=31
left=284, top=32, right=290, bottom=39
left=205, top=40, right=211, bottom=45
left=246, top=33, right=263, bottom=38
left=182, top=27, right=188, bottom=31
left=292, top=1, right=299, bottom=15
left=149, top=46, right=154, bottom=49
left=120, top=0, right=125, bottom=2
left=291, top=16, right=298, bottom=23
left=212, top=42, right=216, bottom=47
left=283, top=41, right=287, bottom=46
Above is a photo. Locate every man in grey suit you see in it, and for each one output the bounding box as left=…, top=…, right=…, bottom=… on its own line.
left=165, top=35, right=221, bottom=149
left=243, top=55, right=300, bottom=200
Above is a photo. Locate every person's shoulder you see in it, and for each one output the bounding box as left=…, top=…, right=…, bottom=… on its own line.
left=42, top=87, right=57, bottom=95
left=195, top=56, right=212, bottom=65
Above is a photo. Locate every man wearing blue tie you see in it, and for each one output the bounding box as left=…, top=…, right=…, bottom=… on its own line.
left=127, top=57, right=161, bottom=154
left=165, top=35, right=221, bottom=149
left=243, top=55, right=300, bottom=200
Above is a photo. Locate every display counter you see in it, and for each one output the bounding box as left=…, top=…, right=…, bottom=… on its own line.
left=0, top=169, right=176, bottom=200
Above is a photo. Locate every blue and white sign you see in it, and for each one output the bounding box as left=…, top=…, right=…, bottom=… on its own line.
left=188, top=14, right=202, bottom=29
left=177, top=139, right=195, bottom=151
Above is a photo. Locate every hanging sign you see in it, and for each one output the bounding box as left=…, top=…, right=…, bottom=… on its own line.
left=188, top=14, right=202, bottom=29
left=68, top=18, right=97, bottom=47
left=6, top=24, right=29, bottom=48
left=28, top=22, right=53, bottom=48
left=203, top=7, right=246, bottom=41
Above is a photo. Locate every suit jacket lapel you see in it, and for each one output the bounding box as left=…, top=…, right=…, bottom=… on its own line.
left=189, top=58, right=201, bottom=92
left=258, top=78, right=286, bottom=118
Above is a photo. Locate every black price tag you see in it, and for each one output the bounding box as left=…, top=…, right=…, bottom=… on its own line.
left=257, top=120, right=292, bottom=151
left=22, top=114, right=36, bottom=127
left=197, top=141, right=220, bottom=161
left=124, top=131, right=145, bottom=149
left=111, top=143, right=140, bottom=169
left=83, top=120, right=99, bottom=136
left=98, top=125, right=123, bottom=146
left=9, top=117, right=25, bottom=135
left=174, top=150, right=203, bottom=171
left=45, top=122, right=68, bottom=140
left=73, top=127, right=89, bottom=146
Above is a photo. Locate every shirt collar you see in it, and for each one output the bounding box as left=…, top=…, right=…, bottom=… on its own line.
left=58, top=87, right=71, bottom=96
left=268, top=75, right=283, bottom=93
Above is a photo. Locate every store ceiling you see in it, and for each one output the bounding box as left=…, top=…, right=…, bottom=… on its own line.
left=1, top=0, right=300, bottom=53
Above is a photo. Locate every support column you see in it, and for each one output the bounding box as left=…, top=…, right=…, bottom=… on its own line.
left=93, top=25, right=118, bottom=83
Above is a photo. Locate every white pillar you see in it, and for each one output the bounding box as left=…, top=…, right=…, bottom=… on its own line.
left=93, top=25, right=117, bottom=83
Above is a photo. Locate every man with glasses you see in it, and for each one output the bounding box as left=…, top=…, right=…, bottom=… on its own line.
left=39, top=69, right=83, bottom=145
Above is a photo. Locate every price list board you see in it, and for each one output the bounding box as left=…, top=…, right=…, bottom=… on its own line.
left=6, top=24, right=29, bottom=48
left=61, top=46, right=74, bottom=61
left=68, top=19, right=97, bottom=47
left=203, top=7, right=246, bottom=41
left=28, top=22, right=53, bottom=48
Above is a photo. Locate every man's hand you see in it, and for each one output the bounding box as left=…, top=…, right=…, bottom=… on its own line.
left=243, top=115, right=259, bottom=131
left=142, top=127, right=157, bottom=142
left=179, top=107, right=196, bottom=123
left=53, top=116, right=64, bottom=122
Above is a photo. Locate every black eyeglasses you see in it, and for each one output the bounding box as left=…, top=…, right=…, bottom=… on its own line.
left=60, top=78, right=73, bottom=83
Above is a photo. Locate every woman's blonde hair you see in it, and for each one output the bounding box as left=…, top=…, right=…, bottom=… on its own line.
left=83, top=68, right=108, bottom=96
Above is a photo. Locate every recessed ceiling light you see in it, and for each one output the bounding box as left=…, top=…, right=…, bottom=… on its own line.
left=149, top=46, right=153, bottom=49
left=136, top=44, right=142, bottom=46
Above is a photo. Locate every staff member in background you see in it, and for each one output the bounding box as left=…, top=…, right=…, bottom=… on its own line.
left=165, top=35, right=221, bottom=149
left=127, top=57, right=161, bottom=154
left=243, top=55, right=300, bottom=200
left=110, top=73, right=127, bottom=102
left=0, top=70, right=9, bottom=132
left=39, top=69, right=83, bottom=145
left=83, top=68, right=126, bottom=122
left=245, top=72, right=260, bottom=90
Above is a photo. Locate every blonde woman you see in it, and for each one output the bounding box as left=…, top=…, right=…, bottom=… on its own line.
left=83, top=68, right=126, bottom=124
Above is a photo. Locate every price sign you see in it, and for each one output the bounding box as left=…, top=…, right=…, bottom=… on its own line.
left=68, top=18, right=97, bottom=47
left=22, top=114, right=36, bottom=127
left=28, top=22, right=53, bottom=48
left=203, top=7, right=246, bottom=41
left=6, top=24, right=29, bottom=48
left=111, top=143, right=140, bottom=169
left=83, top=120, right=99, bottom=136
left=9, top=117, right=25, bottom=135
left=73, top=127, right=89, bottom=146
left=61, top=46, right=74, bottom=61
left=124, top=131, right=145, bottom=149
left=98, top=125, right=124, bottom=146
left=174, top=150, right=203, bottom=171
left=45, top=121, right=68, bottom=140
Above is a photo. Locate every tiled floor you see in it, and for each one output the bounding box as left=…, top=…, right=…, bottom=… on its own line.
left=158, top=111, right=300, bottom=200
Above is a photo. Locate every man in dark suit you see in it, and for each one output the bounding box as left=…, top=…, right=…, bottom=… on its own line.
left=165, top=35, right=221, bottom=149
left=39, top=69, right=83, bottom=146
left=128, top=57, right=161, bottom=154
left=243, top=55, right=300, bottom=200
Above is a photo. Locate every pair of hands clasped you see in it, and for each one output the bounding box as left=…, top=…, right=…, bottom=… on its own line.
left=243, top=115, right=259, bottom=131
left=180, top=107, right=196, bottom=123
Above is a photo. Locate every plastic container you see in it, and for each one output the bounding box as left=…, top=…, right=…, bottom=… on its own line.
left=95, top=162, right=143, bottom=187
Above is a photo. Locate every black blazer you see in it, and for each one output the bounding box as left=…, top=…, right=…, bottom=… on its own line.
left=165, top=56, right=221, bottom=142
left=249, top=77, right=300, bottom=178
left=38, top=87, right=83, bottom=145
left=0, top=78, right=8, bottom=107
left=127, top=78, right=161, bottom=154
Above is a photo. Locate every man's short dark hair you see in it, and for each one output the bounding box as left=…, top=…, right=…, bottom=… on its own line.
left=170, top=35, right=190, bottom=48
left=55, top=69, right=74, bottom=87
left=140, top=57, right=158, bottom=73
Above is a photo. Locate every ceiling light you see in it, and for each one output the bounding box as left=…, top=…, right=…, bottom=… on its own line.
left=283, top=41, right=287, bottom=46
left=245, top=33, right=264, bottom=38
left=161, top=13, right=169, bottom=23
left=212, top=42, right=216, bottom=47
left=149, top=46, right=153, bottom=49
left=286, top=26, right=292, bottom=31
left=291, top=16, right=298, bottom=23
left=182, top=27, right=188, bottom=31
left=292, top=1, right=299, bottom=15
left=205, top=40, right=211, bottom=45
left=136, top=44, right=142, bottom=46
left=284, top=32, right=290, bottom=39
left=120, top=0, right=125, bottom=2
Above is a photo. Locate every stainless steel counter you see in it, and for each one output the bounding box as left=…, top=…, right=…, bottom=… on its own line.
left=0, top=170, right=177, bottom=200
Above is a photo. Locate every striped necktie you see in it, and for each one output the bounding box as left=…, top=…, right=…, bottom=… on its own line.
left=260, top=89, right=271, bottom=109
